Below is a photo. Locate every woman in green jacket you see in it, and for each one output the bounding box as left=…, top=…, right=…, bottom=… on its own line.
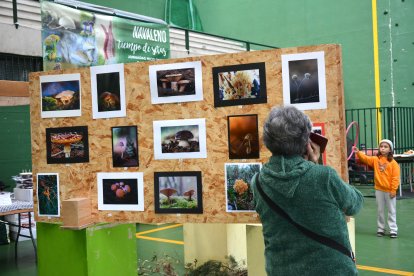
left=252, top=106, right=364, bottom=275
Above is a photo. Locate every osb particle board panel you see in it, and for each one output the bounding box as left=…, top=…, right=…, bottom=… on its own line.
left=30, top=44, right=347, bottom=224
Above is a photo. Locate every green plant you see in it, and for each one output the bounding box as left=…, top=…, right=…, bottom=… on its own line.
left=138, top=254, right=247, bottom=276
left=185, top=256, right=247, bottom=276
left=138, top=253, right=181, bottom=276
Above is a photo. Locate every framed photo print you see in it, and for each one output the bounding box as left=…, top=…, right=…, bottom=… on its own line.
left=149, top=61, right=203, bottom=104
left=40, top=73, right=81, bottom=118
left=46, top=126, right=89, bottom=164
left=97, top=172, right=144, bottom=211
left=90, top=63, right=126, bottom=119
left=281, top=51, right=327, bottom=110
left=312, top=123, right=327, bottom=165
left=153, top=118, right=207, bottom=160
left=227, top=114, right=259, bottom=159
left=154, top=171, right=203, bottom=214
left=111, top=126, right=139, bottom=167
left=37, top=173, right=60, bottom=217
left=212, top=62, right=267, bottom=107
left=225, top=163, right=261, bottom=212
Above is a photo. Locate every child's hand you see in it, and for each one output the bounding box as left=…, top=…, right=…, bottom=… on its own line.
left=352, top=146, right=359, bottom=153
left=390, top=192, right=396, bottom=199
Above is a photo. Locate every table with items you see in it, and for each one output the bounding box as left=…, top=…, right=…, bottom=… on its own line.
left=0, top=200, right=36, bottom=260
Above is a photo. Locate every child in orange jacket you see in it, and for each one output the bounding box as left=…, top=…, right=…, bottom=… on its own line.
left=353, top=139, right=400, bottom=238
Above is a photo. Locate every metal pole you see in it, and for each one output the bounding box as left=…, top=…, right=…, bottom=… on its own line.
left=12, top=0, right=19, bottom=29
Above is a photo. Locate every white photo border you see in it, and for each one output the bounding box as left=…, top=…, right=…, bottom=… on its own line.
left=281, top=51, right=327, bottom=110
left=36, top=173, right=60, bottom=217
left=97, top=172, right=144, bottom=211
left=224, top=162, right=262, bottom=213
left=149, top=61, right=203, bottom=104
left=153, top=118, right=207, bottom=160
left=40, top=73, right=82, bottom=118
left=90, top=63, right=126, bottom=119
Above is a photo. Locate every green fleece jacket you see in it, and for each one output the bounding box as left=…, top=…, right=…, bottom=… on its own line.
left=251, top=155, right=364, bottom=276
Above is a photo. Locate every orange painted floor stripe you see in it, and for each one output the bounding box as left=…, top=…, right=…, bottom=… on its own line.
left=357, top=265, right=414, bottom=276
left=136, top=223, right=183, bottom=236
left=136, top=235, right=184, bottom=245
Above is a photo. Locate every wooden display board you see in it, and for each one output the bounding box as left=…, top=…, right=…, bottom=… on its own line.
left=30, top=44, right=347, bottom=224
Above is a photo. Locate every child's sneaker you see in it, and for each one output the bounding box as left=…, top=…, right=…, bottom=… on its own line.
left=377, top=231, right=385, bottom=237
left=390, top=233, right=398, bottom=238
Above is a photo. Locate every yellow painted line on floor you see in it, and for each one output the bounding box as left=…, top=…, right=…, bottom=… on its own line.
left=136, top=235, right=184, bottom=245
left=358, top=265, right=414, bottom=276
left=136, top=223, right=183, bottom=236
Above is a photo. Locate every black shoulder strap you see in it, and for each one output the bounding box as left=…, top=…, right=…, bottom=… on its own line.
left=255, top=174, right=355, bottom=262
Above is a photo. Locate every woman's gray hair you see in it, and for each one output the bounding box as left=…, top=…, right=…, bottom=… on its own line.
left=263, top=105, right=312, bottom=156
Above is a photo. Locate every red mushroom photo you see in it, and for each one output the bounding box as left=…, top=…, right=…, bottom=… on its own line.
left=46, top=126, right=89, bottom=164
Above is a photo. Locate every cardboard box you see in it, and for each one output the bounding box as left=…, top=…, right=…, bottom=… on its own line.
left=14, top=188, right=33, bottom=202
left=61, top=198, right=92, bottom=228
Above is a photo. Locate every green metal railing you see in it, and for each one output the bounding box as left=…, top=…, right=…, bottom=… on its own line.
left=346, top=107, right=414, bottom=187
left=346, top=107, right=414, bottom=154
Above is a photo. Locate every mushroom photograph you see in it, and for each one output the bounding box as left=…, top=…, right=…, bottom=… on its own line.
left=149, top=61, right=203, bottom=104
left=213, top=62, right=267, bottom=107
left=156, top=68, right=195, bottom=97
left=227, top=114, right=260, bottom=159
left=225, top=163, right=261, bottom=212
left=281, top=51, right=327, bottom=110
left=161, top=125, right=199, bottom=153
left=40, top=73, right=81, bottom=118
left=153, top=118, right=207, bottom=160
left=37, top=173, right=60, bottom=217
left=154, top=171, right=202, bottom=214
left=97, top=172, right=144, bottom=211
left=46, top=126, right=89, bottom=164
left=111, top=126, right=139, bottom=167
left=96, top=72, right=121, bottom=112
left=90, top=63, right=126, bottom=119
left=102, top=178, right=138, bottom=205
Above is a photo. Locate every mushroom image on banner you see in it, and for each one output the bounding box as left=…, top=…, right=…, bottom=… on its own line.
left=154, top=171, right=203, bottom=214
left=46, top=126, right=89, bottom=164
left=153, top=118, right=207, bottom=160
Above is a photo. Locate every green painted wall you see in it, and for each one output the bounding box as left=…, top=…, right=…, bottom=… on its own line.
left=192, top=0, right=376, bottom=109
left=77, top=0, right=414, bottom=110
left=377, top=0, right=414, bottom=107
left=0, top=105, right=31, bottom=191
left=37, top=222, right=137, bottom=276
left=82, top=0, right=167, bottom=21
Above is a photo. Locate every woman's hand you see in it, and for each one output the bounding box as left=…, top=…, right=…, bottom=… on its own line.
left=304, top=141, right=320, bottom=164
left=352, top=146, right=359, bottom=153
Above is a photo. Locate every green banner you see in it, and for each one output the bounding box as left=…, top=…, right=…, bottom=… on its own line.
left=41, top=1, right=170, bottom=71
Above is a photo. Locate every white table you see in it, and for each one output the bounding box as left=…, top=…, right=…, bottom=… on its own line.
left=393, top=154, right=414, bottom=197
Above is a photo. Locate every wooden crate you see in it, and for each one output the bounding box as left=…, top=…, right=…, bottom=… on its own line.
left=61, top=198, right=92, bottom=228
